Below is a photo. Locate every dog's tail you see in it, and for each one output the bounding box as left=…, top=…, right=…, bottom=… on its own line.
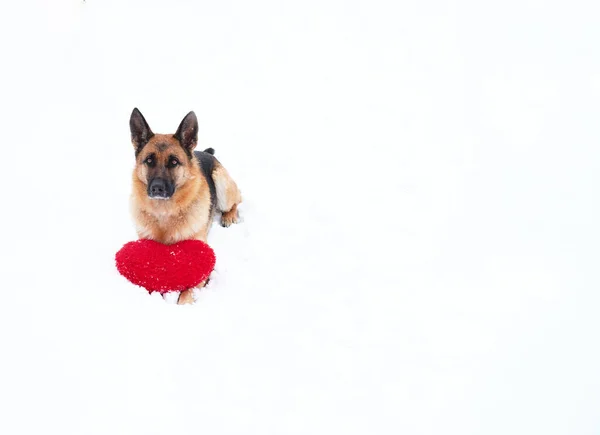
left=204, top=147, right=215, bottom=155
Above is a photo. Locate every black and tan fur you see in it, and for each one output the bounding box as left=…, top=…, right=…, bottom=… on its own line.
left=129, top=108, right=241, bottom=304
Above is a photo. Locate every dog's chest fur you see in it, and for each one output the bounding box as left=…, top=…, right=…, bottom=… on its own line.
left=131, top=195, right=211, bottom=244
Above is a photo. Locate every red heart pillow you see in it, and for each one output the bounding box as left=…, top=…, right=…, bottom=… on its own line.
left=115, top=239, right=216, bottom=294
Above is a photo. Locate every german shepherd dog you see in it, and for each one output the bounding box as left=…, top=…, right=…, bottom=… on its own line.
left=129, top=108, right=242, bottom=304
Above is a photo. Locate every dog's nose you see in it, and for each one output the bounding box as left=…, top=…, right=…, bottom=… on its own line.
left=149, top=178, right=168, bottom=197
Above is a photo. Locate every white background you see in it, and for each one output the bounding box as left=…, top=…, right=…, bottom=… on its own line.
left=0, top=0, right=598, bottom=434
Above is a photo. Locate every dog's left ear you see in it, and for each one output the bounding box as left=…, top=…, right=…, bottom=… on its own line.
left=174, top=111, right=198, bottom=152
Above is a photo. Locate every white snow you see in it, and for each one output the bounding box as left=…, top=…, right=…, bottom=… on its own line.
left=0, top=0, right=599, bottom=434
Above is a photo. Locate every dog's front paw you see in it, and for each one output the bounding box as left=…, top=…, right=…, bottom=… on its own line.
left=177, top=289, right=195, bottom=305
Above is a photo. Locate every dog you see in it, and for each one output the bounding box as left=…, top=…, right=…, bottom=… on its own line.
left=129, top=108, right=242, bottom=304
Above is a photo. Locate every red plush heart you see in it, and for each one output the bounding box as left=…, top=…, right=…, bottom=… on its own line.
left=115, top=239, right=216, bottom=294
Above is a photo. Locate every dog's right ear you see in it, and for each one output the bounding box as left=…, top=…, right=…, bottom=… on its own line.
left=130, top=108, right=154, bottom=154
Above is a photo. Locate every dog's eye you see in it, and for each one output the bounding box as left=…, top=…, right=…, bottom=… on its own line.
left=144, top=157, right=154, bottom=165
left=169, top=159, right=179, bottom=167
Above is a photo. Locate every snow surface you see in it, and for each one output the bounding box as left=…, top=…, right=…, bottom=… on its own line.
left=0, top=0, right=599, bottom=434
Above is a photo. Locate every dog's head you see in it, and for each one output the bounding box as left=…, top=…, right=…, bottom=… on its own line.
left=129, top=108, right=198, bottom=200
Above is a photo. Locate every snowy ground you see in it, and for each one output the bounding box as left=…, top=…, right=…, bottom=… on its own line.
left=0, top=0, right=599, bottom=433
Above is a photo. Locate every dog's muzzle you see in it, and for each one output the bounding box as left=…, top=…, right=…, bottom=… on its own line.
left=148, top=178, right=174, bottom=199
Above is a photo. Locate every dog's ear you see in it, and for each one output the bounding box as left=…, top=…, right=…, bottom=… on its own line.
left=130, top=108, right=154, bottom=153
left=174, top=111, right=198, bottom=152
